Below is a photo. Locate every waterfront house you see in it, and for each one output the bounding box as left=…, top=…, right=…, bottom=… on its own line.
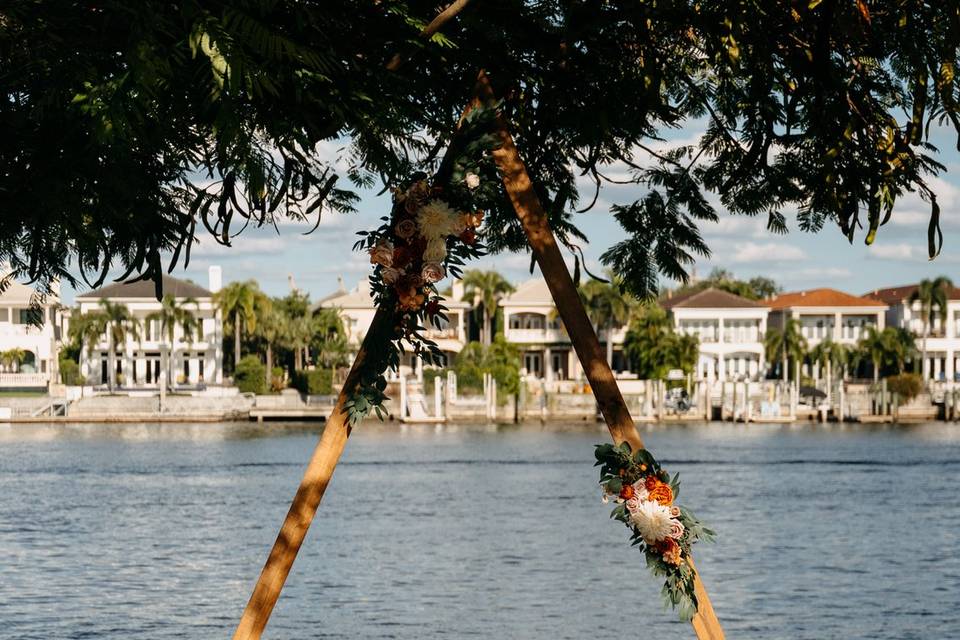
left=501, top=278, right=626, bottom=381
left=662, top=287, right=769, bottom=381
left=865, top=284, right=960, bottom=381
left=0, top=273, right=61, bottom=390
left=315, top=278, right=471, bottom=377
left=765, top=288, right=887, bottom=350
left=73, top=267, right=224, bottom=388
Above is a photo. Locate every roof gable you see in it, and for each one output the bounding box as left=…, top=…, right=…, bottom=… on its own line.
left=766, top=288, right=885, bottom=309
left=501, top=278, right=553, bottom=306
left=77, top=274, right=212, bottom=300
left=662, top=287, right=765, bottom=310
left=864, top=283, right=960, bottom=305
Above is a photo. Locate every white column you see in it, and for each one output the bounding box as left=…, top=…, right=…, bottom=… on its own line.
left=923, top=355, right=931, bottom=381
left=834, top=312, right=841, bottom=341
left=718, top=355, right=726, bottom=381
left=946, top=351, right=955, bottom=383
left=718, top=318, right=725, bottom=343
left=544, top=347, right=553, bottom=383
left=934, top=356, right=943, bottom=382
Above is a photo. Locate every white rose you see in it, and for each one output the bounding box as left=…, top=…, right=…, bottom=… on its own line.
left=421, top=262, right=446, bottom=284
left=465, top=173, right=480, bottom=189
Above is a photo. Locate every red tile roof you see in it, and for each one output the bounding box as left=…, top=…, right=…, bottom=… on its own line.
left=765, top=288, right=886, bottom=310
left=863, top=284, right=960, bottom=305
left=662, top=287, right=765, bottom=309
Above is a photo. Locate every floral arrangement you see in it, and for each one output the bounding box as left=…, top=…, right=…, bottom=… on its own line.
left=595, top=442, right=714, bottom=621
left=346, top=165, right=490, bottom=424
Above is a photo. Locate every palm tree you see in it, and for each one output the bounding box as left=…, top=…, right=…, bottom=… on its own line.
left=69, top=311, right=109, bottom=384
left=883, top=327, right=917, bottom=375
left=909, top=276, right=954, bottom=380
left=214, top=280, right=263, bottom=371
left=858, top=326, right=888, bottom=383
left=146, top=294, right=199, bottom=387
left=579, top=278, right=633, bottom=366
left=809, top=337, right=849, bottom=399
left=255, top=302, right=283, bottom=387
left=0, top=348, right=25, bottom=373
left=97, top=300, right=140, bottom=391
left=764, top=319, right=807, bottom=382
left=462, top=270, right=515, bottom=346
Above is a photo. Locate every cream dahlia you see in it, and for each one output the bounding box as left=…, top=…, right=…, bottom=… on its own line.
left=629, top=500, right=675, bottom=544
left=416, top=200, right=457, bottom=239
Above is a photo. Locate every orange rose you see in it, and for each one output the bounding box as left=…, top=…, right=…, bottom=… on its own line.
left=657, top=538, right=682, bottom=566
left=619, top=484, right=636, bottom=500
left=647, top=482, right=674, bottom=506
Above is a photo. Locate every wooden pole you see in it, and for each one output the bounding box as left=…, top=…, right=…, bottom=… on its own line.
left=478, top=72, right=724, bottom=640
left=232, top=308, right=391, bottom=640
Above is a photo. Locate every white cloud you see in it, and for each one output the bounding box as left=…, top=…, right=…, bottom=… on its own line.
left=705, top=216, right=770, bottom=239
left=728, top=241, right=806, bottom=263
left=866, top=243, right=918, bottom=260
left=782, top=267, right=853, bottom=281
left=191, top=235, right=288, bottom=257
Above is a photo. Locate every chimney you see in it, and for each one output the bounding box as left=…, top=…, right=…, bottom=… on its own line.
left=452, top=279, right=465, bottom=301
left=337, top=275, right=345, bottom=293
left=208, top=265, right=222, bottom=293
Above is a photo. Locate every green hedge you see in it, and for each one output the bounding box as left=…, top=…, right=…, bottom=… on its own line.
left=293, top=368, right=333, bottom=395
left=235, top=355, right=266, bottom=394
left=886, top=373, right=923, bottom=402
left=59, top=359, right=82, bottom=386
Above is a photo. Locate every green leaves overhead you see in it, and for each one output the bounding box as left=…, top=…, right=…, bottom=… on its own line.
left=3, top=1, right=959, bottom=299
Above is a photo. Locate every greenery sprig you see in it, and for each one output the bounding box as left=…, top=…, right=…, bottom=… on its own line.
left=342, top=108, right=500, bottom=424
left=595, top=442, right=714, bottom=621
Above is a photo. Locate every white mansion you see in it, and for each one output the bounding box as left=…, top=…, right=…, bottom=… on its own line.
left=866, top=283, right=960, bottom=382
left=662, top=287, right=769, bottom=381
left=316, top=278, right=472, bottom=378
left=73, top=267, right=224, bottom=388
left=0, top=273, right=62, bottom=390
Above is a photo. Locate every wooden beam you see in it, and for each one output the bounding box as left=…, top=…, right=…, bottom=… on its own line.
left=232, top=308, right=391, bottom=640
left=477, top=72, right=725, bottom=640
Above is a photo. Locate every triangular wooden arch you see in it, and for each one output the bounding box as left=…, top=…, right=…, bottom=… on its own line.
left=231, top=74, right=724, bottom=640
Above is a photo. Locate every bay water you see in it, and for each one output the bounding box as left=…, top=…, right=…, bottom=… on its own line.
left=1, top=421, right=958, bottom=639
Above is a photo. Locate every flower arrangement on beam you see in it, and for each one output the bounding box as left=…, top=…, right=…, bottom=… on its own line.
left=595, top=442, right=715, bottom=621
left=346, top=109, right=499, bottom=424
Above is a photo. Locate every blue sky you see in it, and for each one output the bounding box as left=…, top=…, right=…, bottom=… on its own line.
left=59, top=126, right=960, bottom=304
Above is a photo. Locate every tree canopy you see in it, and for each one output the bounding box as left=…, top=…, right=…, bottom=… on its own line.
left=671, top=268, right=780, bottom=301
left=4, top=1, right=959, bottom=298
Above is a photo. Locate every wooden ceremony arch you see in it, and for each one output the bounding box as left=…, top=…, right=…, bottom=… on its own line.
left=232, top=15, right=725, bottom=640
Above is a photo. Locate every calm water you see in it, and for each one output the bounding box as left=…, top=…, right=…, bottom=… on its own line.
left=1, top=421, right=959, bottom=640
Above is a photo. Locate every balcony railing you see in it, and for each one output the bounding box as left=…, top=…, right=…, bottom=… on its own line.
left=505, top=327, right=568, bottom=343
left=0, top=372, right=49, bottom=387
left=0, top=324, right=50, bottom=337
left=424, top=327, right=460, bottom=340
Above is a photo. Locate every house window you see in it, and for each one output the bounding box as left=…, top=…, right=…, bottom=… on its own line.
left=100, top=358, right=108, bottom=384
left=16, top=308, right=42, bottom=325
left=0, top=309, right=7, bottom=322
left=183, top=356, right=190, bottom=381
left=199, top=357, right=205, bottom=382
